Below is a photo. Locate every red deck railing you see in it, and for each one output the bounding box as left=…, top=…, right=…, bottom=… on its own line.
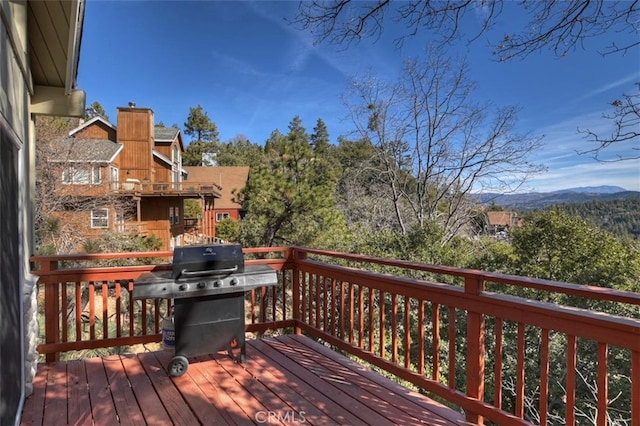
left=30, top=247, right=640, bottom=425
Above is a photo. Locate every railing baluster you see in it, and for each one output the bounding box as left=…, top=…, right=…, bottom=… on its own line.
left=516, top=322, right=525, bottom=418
left=250, top=288, right=256, bottom=324
left=448, top=306, right=455, bottom=389
left=349, top=283, right=355, bottom=345
left=358, top=285, right=364, bottom=349
left=115, top=281, right=122, bottom=338
left=632, top=350, right=640, bottom=424
left=368, top=288, right=375, bottom=353
left=339, top=280, right=345, bottom=340
left=418, top=299, right=425, bottom=375
left=323, top=276, right=329, bottom=332
left=315, top=274, right=320, bottom=329
left=433, top=303, right=440, bottom=382
left=307, top=274, right=315, bottom=324
left=89, top=282, right=96, bottom=340
left=75, top=282, right=82, bottom=341
left=597, top=342, right=608, bottom=426
left=379, top=291, right=386, bottom=358
left=300, top=272, right=306, bottom=330
left=540, top=328, right=549, bottom=425
left=404, top=296, right=411, bottom=369
left=102, top=281, right=108, bottom=339
left=153, top=299, right=160, bottom=333
left=128, top=280, right=134, bottom=336
left=331, top=280, right=344, bottom=340
left=260, top=286, right=267, bottom=324
left=271, top=284, right=276, bottom=323
left=141, top=300, right=147, bottom=335
left=494, top=318, right=503, bottom=410
left=566, top=335, right=577, bottom=425
left=279, top=276, right=284, bottom=322
left=61, top=283, right=68, bottom=343
left=391, top=293, right=397, bottom=364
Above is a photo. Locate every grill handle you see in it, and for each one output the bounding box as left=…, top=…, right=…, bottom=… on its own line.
left=178, top=266, right=238, bottom=278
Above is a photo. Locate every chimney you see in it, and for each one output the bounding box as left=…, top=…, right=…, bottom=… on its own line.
left=116, top=106, right=155, bottom=181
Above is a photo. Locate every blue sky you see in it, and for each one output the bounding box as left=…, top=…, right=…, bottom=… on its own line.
left=77, top=0, right=640, bottom=193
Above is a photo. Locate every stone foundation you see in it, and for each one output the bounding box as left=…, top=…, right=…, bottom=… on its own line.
left=23, top=275, right=39, bottom=397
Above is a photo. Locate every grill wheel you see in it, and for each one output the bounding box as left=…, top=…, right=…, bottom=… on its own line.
left=168, top=355, right=189, bottom=377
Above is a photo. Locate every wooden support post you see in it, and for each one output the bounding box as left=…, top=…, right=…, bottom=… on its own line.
left=42, top=259, right=60, bottom=362
left=292, top=249, right=306, bottom=335
left=465, top=276, right=485, bottom=425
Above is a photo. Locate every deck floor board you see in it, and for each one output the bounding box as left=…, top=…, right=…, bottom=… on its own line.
left=21, top=335, right=468, bottom=425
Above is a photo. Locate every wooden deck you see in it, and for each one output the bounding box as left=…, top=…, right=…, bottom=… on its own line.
left=20, top=335, right=468, bottom=425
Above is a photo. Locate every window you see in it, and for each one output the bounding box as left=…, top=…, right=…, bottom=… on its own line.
left=62, top=166, right=101, bottom=184
left=216, top=212, right=230, bottom=222
left=91, top=209, right=108, bottom=228
left=169, top=206, right=180, bottom=225
left=172, top=145, right=180, bottom=164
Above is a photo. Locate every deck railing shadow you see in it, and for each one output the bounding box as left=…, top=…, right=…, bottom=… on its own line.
left=30, top=246, right=640, bottom=425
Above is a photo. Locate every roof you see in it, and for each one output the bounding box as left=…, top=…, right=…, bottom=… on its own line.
left=48, top=138, right=123, bottom=163
left=486, top=211, right=517, bottom=227
left=68, top=116, right=116, bottom=136
left=183, top=166, right=250, bottom=209
left=28, top=0, right=85, bottom=94
left=154, top=126, right=180, bottom=142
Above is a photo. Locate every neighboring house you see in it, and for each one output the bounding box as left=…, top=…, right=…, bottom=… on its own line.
left=47, top=106, right=222, bottom=251
left=183, top=166, right=250, bottom=241
left=484, top=211, right=523, bottom=238
left=1, top=1, right=86, bottom=423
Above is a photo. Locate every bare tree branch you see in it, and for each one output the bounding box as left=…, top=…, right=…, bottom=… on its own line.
left=293, top=0, right=639, bottom=59
left=578, top=83, right=640, bottom=161
left=344, top=48, right=545, bottom=242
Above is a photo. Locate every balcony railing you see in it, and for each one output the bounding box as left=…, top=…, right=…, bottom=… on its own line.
left=111, top=180, right=221, bottom=196
left=30, top=247, right=640, bottom=425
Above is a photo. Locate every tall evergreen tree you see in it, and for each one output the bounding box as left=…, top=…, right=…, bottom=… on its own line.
left=183, top=105, right=220, bottom=166
left=237, top=116, right=347, bottom=248
left=85, top=101, right=109, bottom=121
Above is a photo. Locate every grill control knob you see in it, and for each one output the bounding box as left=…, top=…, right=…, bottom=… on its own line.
left=178, top=284, right=187, bottom=291
left=230, top=278, right=239, bottom=286
left=213, top=280, right=222, bottom=287
left=197, top=282, right=206, bottom=289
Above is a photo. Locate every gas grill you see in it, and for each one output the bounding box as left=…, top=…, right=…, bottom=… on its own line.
left=132, top=244, right=277, bottom=377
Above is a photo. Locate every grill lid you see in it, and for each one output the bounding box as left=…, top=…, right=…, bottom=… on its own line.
left=172, top=243, right=244, bottom=279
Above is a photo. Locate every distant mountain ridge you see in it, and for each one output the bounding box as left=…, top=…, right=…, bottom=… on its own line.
left=552, top=185, right=627, bottom=194
left=475, top=186, right=638, bottom=210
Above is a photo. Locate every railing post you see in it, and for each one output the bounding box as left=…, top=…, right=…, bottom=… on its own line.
left=41, top=259, right=60, bottom=362
left=292, top=248, right=305, bottom=335
left=633, top=350, right=640, bottom=425
left=465, top=276, right=485, bottom=425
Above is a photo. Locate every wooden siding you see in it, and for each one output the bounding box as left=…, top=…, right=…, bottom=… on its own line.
left=117, top=108, right=153, bottom=142
left=153, top=155, right=171, bottom=183
left=74, top=121, right=117, bottom=141
left=154, top=142, right=173, bottom=159
left=139, top=198, right=184, bottom=249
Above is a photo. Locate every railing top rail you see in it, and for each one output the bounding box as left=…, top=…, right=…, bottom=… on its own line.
left=294, top=247, right=640, bottom=306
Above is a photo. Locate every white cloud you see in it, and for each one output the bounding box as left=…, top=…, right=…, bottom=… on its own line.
left=582, top=72, right=639, bottom=100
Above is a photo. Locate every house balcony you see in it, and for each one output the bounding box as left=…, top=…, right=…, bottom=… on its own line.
left=24, top=248, right=640, bottom=425
left=113, top=180, right=221, bottom=198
